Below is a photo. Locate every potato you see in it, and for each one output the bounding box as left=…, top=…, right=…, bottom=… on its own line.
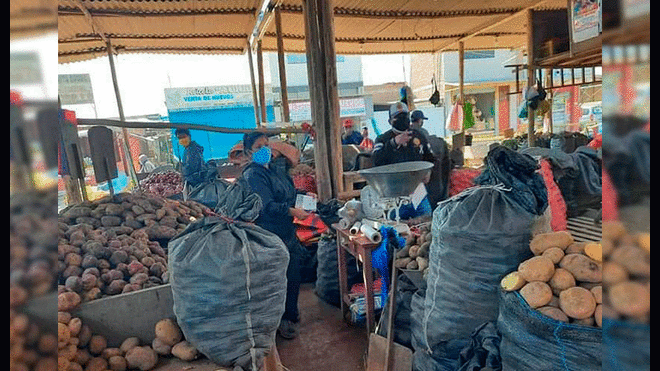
left=520, top=281, right=553, bottom=308
left=590, top=286, right=602, bottom=304
left=583, top=243, right=602, bottom=262
left=74, top=348, right=92, bottom=366
left=635, top=233, right=650, bottom=253
left=58, top=357, right=71, bottom=371
left=408, top=245, right=420, bottom=259
left=416, top=257, right=429, bottom=272
left=406, top=260, right=419, bottom=270
left=58, top=311, right=72, bottom=324
left=394, top=258, right=411, bottom=269
left=119, top=337, right=140, bottom=354
left=609, top=245, right=650, bottom=277
left=547, top=295, right=560, bottom=308
left=78, top=325, right=92, bottom=348
left=565, top=242, right=586, bottom=255
left=58, top=322, right=71, bottom=348
left=537, top=306, right=569, bottom=322
left=108, top=355, right=127, bottom=371
left=530, top=231, right=574, bottom=255
left=171, top=341, right=199, bottom=362
left=594, top=305, right=602, bottom=327
left=518, top=256, right=555, bottom=283
left=88, top=335, right=107, bottom=355
left=151, top=337, right=172, bottom=356
left=60, top=344, right=78, bottom=361
left=418, top=241, right=431, bottom=258
left=125, top=346, right=158, bottom=371
left=85, top=357, right=108, bottom=371
left=572, top=317, right=595, bottom=326
left=541, top=247, right=565, bottom=265
left=559, top=287, right=597, bottom=320
left=101, top=348, right=122, bottom=360
left=395, top=246, right=409, bottom=258
left=154, top=318, right=183, bottom=346
left=548, top=268, right=576, bottom=296
left=559, top=254, right=602, bottom=283
left=602, top=262, right=629, bottom=286
left=608, top=281, right=650, bottom=318
left=602, top=221, right=627, bottom=242
left=38, top=334, right=58, bottom=355
left=58, top=292, right=82, bottom=312
left=500, top=271, right=527, bottom=292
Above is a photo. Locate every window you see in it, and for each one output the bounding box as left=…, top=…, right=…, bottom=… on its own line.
left=464, top=50, right=495, bottom=59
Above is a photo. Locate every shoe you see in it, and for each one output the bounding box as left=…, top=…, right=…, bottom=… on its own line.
left=277, top=319, right=298, bottom=339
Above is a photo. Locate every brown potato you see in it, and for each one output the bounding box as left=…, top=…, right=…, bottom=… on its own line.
left=108, top=355, right=127, bottom=371
left=548, top=268, right=576, bottom=296
left=590, top=286, right=602, bottom=304
left=518, top=256, right=555, bottom=283
left=594, top=305, right=602, bottom=327
left=602, top=221, right=627, bottom=242
left=608, top=281, right=650, bottom=318
left=119, top=337, right=140, bottom=354
left=520, top=281, right=553, bottom=308
left=408, top=245, right=420, bottom=259
left=85, top=357, right=108, bottom=371
left=559, top=254, right=602, bottom=283
left=602, top=262, right=629, bottom=286
left=88, top=335, right=107, bottom=355
left=171, top=341, right=199, bottom=362
left=58, top=292, right=82, bottom=312
left=530, top=231, right=574, bottom=255
left=572, top=317, right=595, bottom=327
left=537, top=306, right=569, bottom=323
left=609, top=245, right=650, bottom=277
left=394, top=258, right=412, bottom=269
left=583, top=243, right=602, bottom=262
left=406, top=260, right=419, bottom=270
left=541, top=247, right=565, bottom=265
left=416, top=257, right=429, bottom=272
left=151, top=337, right=172, bottom=356
left=101, top=348, right=122, bottom=360
left=154, top=318, right=183, bottom=346
left=125, top=346, right=158, bottom=371
left=559, top=287, right=597, bottom=320
left=565, top=242, right=587, bottom=255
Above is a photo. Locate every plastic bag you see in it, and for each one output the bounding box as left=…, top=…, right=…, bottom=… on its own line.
left=420, top=185, right=535, bottom=360
left=186, top=177, right=231, bottom=209
left=602, top=318, right=650, bottom=370
left=446, top=102, right=464, bottom=132
left=168, top=179, right=289, bottom=371
left=498, top=290, right=601, bottom=371
left=314, top=236, right=362, bottom=307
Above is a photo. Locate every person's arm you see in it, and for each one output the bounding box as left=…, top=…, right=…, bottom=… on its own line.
left=183, top=146, right=205, bottom=184
left=243, top=168, right=294, bottom=218
left=371, top=134, right=399, bottom=166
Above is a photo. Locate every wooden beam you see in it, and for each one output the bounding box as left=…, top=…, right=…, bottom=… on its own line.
left=76, top=118, right=306, bottom=134
left=257, top=39, right=267, bottom=125
left=526, top=8, right=535, bottom=146
left=458, top=41, right=465, bottom=104
left=247, top=41, right=261, bottom=126
left=275, top=6, right=290, bottom=122
left=303, top=0, right=343, bottom=201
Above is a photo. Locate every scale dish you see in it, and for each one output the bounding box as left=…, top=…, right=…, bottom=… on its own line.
left=358, top=161, right=434, bottom=198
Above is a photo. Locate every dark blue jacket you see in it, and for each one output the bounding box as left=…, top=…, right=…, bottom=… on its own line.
left=181, top=141, right=206, bottom=187
left=342, top=131, right=363, bottom=145
left=242, top=161, right=297, bottom=241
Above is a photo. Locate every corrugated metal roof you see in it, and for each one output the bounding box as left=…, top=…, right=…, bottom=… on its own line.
left=58, top=0, right=571, bottom=64
left=11, top=0, right=58, bottom=39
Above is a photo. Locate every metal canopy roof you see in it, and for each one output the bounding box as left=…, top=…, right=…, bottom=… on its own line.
left=11, top=0, right=58, bottom=40
left=57, top=0, right=570, bottom=64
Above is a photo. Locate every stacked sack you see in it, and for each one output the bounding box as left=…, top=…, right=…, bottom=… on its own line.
left=498, top=231, right=602, bottom=370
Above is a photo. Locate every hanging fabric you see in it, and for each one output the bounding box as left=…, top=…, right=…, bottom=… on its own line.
left=446, top=101, right=464, bottom=132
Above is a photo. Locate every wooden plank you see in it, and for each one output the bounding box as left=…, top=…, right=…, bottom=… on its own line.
left=257, top=39, right=267, bottom=124
left=275, top=6, right=290, bottom=123
left=247, top=41, right=261, bottom=126
left=526, top=8, right=535, bottom=146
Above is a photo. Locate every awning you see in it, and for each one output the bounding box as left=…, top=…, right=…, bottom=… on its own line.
left=57, top=0, right=572, bottom=64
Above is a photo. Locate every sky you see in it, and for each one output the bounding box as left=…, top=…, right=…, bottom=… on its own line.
left=11, top=31, right=412, bottom=120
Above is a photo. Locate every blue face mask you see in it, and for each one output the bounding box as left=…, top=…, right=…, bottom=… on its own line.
left=251, top=146, right=272, bottom=165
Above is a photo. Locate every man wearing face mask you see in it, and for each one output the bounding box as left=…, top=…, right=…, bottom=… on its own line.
left=241, top=131, right=310, bottom=340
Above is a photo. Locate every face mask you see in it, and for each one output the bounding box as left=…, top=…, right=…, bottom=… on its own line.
left=251, top=146, right=272, bottom=165
left=178, top=137, right=191, bottom=147
left=391, top=112, right=410, bottom=132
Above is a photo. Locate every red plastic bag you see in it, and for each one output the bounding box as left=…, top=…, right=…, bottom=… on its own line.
left=539, top=159, right=567, bottom=231
left=294, top=213, right=328, bottom=244
left=601, top=168, right=618, bottom=222
left=448, top=167, right=481, bottom=197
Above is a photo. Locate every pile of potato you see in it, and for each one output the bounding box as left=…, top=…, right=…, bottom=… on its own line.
left=601, top=221, right=650, bottom=324
left=501, top=231, right=603, bottom=327
left=58, top=192, right=214, bottom=302
left=57, top=294, right=201, bottom=371
left=394, top=224, right=431, bottom=279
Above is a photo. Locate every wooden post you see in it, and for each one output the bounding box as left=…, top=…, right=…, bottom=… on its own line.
left=106, top=39, right=139, bottom=190
left=257, top=39, right=267, bottom=125
left=302, top=0, right=343, bottom=201
left=526, top=9, right=535, bottom=147
left=247, top=42, right=261, bottom=126
left=458, top=41, right=465, bottom=105
left=545, top=68, right=553, bottom=134
left=275, top=6, right=290, bottom=123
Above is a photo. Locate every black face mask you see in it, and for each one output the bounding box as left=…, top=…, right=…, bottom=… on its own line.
left=391, top=112, right=410, bottom=132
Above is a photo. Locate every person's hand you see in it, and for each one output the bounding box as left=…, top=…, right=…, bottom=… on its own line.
left=289, top=207, right=310, bottom=220
left=394, top=131, right=413, bottom=146
left=422, top=172, right=431, bottom=184
left=306, top=192, right=317, bottom=199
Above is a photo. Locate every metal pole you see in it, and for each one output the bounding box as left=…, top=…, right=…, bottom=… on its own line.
left=106, top=39, right=140, bottom=190
left=247, top=41, right=261, bottom=126
left=275, top=6, right=291, bottom=123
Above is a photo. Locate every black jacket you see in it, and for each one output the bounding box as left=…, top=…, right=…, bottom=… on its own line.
left=181, top=141, right=207, bottom=187
left=372, top=128, right=436, bottom=166
left=242, top=161, right=297, bottom=241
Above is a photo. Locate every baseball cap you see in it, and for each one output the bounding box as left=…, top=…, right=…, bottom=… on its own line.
left=342, top=118, right=354, bottom=128
left=410, top=110, right=428, bottom=121
left=389, top=102, right=409, bottom=119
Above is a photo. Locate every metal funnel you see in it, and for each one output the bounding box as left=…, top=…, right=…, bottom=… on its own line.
left=358, top=161, right=434, bottom=198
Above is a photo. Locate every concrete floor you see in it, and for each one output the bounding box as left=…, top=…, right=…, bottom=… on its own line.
left=155, top=283, right=370, bottom=371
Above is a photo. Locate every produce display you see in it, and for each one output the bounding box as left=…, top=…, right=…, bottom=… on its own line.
left=394, top=224, right=431, bottom=279
left=139, top=171, right=184, bottom=198
left=10, top=189, right=59, bottom=371
left=290, top=163, right=317, bottom=194
left=57, top=192, right=214, bottom=302
left=601, top=221, right=650, bottom=323
left=57, top=295, right=203, bottom=371
left=501, top=231, right=603, bottom=327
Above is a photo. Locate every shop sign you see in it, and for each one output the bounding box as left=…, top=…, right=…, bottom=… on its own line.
left=58, top=74, right=95, bottom=105
left=622, top=0, right=649, bottom=20
left=164, top=85, right=260, bottom=112
left=10, top=52, right=43, bottom=85
left=289, top=97, right=369, bottom=122
left=551, top=92, right=569, bottom=130
left=568, top=0, right=601, bottom=43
